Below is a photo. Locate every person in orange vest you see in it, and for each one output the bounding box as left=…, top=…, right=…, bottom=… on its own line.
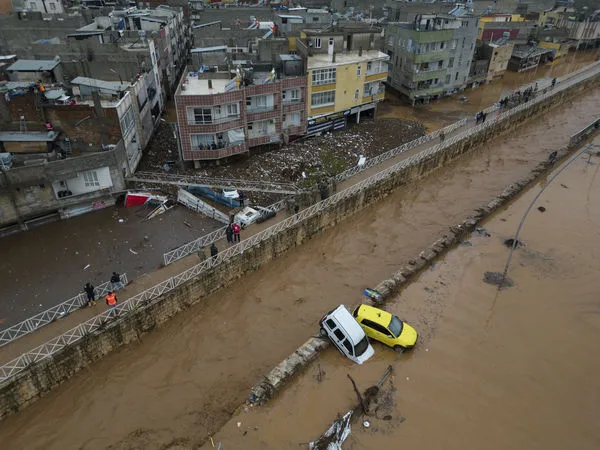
left=105, top=291, right=117, bottom=310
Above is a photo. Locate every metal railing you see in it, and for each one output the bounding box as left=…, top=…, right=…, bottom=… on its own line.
left=0, top=274, right=128, bottom=348
left=162, top=198, right=289, bottom=265
left=1, top=61, right=598, bottom=382
left=128, top=171, right=302, bottom=195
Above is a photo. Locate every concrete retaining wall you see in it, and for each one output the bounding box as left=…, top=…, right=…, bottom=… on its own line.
left=1, top=71, right=599, bottom=420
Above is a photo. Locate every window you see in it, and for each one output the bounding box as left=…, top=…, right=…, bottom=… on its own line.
left=367, top=61, right=372, bottom=72
left=246, top=94, right=273, bottom=112
left=445, top=74, right=451, bottom=84
left=29, top=2, right=37, bottom=9
left=315, top=38, right=322, bottom=49
left=311, top=90, right=335, bottom=107
left=190, top=134, right=214, bottom=149
left=354, top=89, right=359, bottom=100
left=119, top=106, right=135, bottom=135
left=282, top=88, right=300, bottom=103
left=357, top=64, right=362, bottom=77
left=342, top=339, right=353, bottom=354
left=449, top=57, right=454, bottom=68
left=455, top=72, right=459, bottom=81
left=226, top=103, right=238, bottom=117
left=284, top=112, right=301, bottom=127
left=363, top=82, right=379, bottom=97
left=191, top=107, right=212, bottom=124
left=363, top=319, right=391, bottom=336
left=313, top=16, right=319, bottom=22
left=49, top=3, right=56, bottom=10
left=83, top=170, right=100, bottom=188
left=440, top=41, right=446, bottom=49
left=333, top=329, right=345, bottom=341
left=325, top=319, right=336, bottom=329
left=311, top=68, right=336, bottom=85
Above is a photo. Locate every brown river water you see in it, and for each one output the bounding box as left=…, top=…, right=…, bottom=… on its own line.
left=211, top=135, right=600, bottom=450
left=0, top=88, right=598, bottom=448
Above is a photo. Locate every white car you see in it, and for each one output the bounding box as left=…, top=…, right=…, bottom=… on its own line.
left=319, top=305, right=374, bottom=364
left=234, top=206, right=261, bottom=228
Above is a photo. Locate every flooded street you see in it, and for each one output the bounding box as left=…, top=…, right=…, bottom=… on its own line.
left=0, top=90, right=597, bottom=448
left=211, top=136, right=600, bottom=450
left=379, top=50, right=600, bottom=130
left=0, top=204, right=221, bottom=327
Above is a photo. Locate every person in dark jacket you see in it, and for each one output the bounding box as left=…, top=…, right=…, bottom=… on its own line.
left=111, top=272, right=125, bottom=291
left=84, top=282, right=96, bottom=307
left=210, top=242, right=219, bottom=257
left=226, top=224, right=234, bottom=245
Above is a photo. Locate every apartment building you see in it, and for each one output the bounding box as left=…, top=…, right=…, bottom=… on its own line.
left=175, top=57, right=307, bottom=165
left=298, top=26, right=389, bottom=135
left=481, top=38, right=514, bottom=82
left=386, top=11, right=478, bottom=105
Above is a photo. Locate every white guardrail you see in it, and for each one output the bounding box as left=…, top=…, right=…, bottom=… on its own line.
left=0, top=274, right=128, bottom=348
left=1, top=62, right=599, bottom=382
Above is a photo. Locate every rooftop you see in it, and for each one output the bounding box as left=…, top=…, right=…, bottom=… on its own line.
left=307, top=50, right=389, bottom=70
left=7, top=59, right=61, bottom=72
left=512, top=46, right=554, bottom=59
left=181, top=77, right=231, bottom=96
left=71, top=76, right=131, bottom=93
left=0, top=131, right=59, bottom=142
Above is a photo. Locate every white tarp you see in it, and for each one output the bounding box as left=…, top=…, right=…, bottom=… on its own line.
left=227, top=128, right=245, bottom=145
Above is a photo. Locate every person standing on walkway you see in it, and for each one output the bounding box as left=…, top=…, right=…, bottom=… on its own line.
left=226, top=223, right=234, bottom=245
left=111, top=272, right=125, bottom=291
left=210, top=242, right=219, bottom=258
left=552, top=78, right=556, bottom=88
left=232, top=222, right=241, bottom=243
left=105, top=291, right=117, bottom=311
left=440, top=131, right=445, bottom=142
left=84, top=282, right=96, bottom=307
left=238, top=191, right=245, bottom=207
left=482, top=112, right=487, bottom=123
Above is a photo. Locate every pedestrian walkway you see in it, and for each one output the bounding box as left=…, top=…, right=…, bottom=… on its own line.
left=1, top=62, right=598, bottom=369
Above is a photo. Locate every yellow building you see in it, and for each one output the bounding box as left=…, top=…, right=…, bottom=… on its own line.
left=478, top=13, right=525, bottom=40
left=539, top=40, right=570, bottom=59
left=298, top=27, right=389, bottom=135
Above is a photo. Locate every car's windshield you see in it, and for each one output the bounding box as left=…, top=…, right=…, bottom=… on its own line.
left=354, top=336, right=370, bottom=356
left=389, top=316, right=403, bottom=337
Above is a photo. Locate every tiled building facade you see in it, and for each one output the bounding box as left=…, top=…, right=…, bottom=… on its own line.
left=175, top=73, right=306, bottom=164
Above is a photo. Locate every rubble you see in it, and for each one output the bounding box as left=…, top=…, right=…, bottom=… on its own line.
left=139, top=118, right=425, bottom=186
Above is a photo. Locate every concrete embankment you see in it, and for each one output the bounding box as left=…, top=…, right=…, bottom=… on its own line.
left=0, top=69, right=599, bottom=420
left=246, top=117, right=600, bottom=405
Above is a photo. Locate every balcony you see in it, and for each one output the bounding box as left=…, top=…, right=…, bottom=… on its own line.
left=409, top=85, right=444, bottom=98
left=190, top=143, right=248, bottom=160
left=407, top=29, right=454, bottom=44
left=246, top=105, right=274, bottom=114
left=413, top=51, right=449, bottom=64
left=403, top=68, right=447, bottom=82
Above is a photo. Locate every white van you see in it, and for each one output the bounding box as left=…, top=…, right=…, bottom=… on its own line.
left=319, top=305, right=375, bottom=364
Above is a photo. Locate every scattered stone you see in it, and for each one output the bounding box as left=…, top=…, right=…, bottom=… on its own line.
left=460, top=241, right=472, bottom=247
left=472, top=226, right=491, bottom=237
left=537, top=206, right=546, bottom=212
left=560, top=183, right=569, bottom=189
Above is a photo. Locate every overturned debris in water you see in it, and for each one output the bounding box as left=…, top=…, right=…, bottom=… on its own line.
left=483, top=271, right=515, bottom=288
left=472, top=226, right=491, bottom=237
left=538, top=206, right=546, bottom=212
left=503, top=238, right=524, bottom=248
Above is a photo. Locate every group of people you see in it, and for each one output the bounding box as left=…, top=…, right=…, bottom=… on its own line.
left=210, top=221, right=242, bottom=258
left=475, top=111, right=488, bottom=124
left=498, top=78, right=556, bottom=110
left=83, top=272, right=126, bottom=310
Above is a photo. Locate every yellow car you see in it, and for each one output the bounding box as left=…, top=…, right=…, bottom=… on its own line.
left=352, top=304, right=418, bottom=351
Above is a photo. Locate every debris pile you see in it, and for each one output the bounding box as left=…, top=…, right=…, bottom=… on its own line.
left=139, top=119, right=425, bottom=186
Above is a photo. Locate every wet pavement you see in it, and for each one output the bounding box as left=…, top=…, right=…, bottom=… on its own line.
left=209, top=136, right=600, bottom=450
left=0, top=83, right=596, bottom=448
left=0, top=204, right=222, bottom=327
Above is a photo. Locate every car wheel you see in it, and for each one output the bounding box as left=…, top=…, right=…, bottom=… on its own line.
left=319, top=327, right=327, bottom=338
left=394, top=345, right=405, bottom=353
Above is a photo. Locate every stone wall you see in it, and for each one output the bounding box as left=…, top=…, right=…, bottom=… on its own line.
left=0, top=69, right=599, bottom=420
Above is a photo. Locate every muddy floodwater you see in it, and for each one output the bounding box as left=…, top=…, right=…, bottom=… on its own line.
left=0, top=89, right=598, bottom=449
left=211, top=136, right=600, bottom=450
